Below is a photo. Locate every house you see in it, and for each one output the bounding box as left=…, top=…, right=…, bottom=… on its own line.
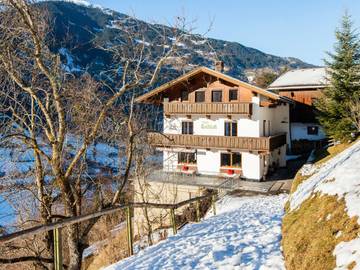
left=268, top=68, right=328, bottom=153
left=136, top=62, right=291, bottom=181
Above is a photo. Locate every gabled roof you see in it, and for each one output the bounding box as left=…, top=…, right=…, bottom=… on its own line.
left=268, top=67, right=328, bottom=90
left=136, top=66, right=285, bottom=102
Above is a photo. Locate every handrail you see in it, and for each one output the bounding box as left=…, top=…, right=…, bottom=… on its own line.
left=0, top=193, right=215, bottom=244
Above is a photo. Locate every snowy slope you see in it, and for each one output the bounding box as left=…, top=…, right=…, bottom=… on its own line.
left=288, top=140, right=360, bottom=270
left=104, top=195, right=287, bottom=270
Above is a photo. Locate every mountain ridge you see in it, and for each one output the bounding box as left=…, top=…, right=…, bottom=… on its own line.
left=43, top=1, right=315, bottom=85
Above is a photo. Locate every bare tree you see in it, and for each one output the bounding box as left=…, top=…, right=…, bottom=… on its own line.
left=0, top=1, right=200, bottom=269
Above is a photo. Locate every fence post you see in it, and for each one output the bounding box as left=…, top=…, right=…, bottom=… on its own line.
left=126, top=206, right=133, bottom=256
left=53, top=228, right=63, bottom=270
left=195, top=200, right=200, bottom=222
left=212, top=194, right=217, bottom=216
left=170, top=208, right=177, bottom=235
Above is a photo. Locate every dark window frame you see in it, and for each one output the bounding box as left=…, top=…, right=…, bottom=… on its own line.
left=224, top=121, right=237, bottom=137
left=182, top=121, right=193, bottom=134
left=178, top=152, right=197, bottom=164
left=229, top=89, right=238, bottom=101
left=211, top=90, right=222, bottom=102
left=220, top=152, right=242, bottom=168
left=181, top=90, right=189, bottom=101
left=195, top=91, right=205, bottom=103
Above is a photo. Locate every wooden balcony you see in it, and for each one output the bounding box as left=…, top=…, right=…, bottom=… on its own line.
left=164, top=102, right=252, bottom=115
left=149, top=132, right=286, bottom=152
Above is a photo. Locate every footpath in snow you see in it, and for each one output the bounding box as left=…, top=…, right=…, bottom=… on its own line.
left=105, top=194, right=287, bottom=270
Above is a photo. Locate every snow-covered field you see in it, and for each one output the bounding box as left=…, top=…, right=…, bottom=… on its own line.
left=289, top=140, right=360, bottom=270
left=105, top=194, right=287, bottom=270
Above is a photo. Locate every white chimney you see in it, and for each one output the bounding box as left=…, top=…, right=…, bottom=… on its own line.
left=215, top=61, right=224, bottom=73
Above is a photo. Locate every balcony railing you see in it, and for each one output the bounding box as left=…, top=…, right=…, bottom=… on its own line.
left=148, top=132, right=286, bottom=152
left=164, top=102, right=252, bottom=115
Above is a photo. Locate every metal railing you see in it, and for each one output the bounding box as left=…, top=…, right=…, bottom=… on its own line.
left=0, top=193, right=217, bottom=269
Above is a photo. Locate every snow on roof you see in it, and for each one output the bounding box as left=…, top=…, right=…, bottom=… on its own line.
left=268, top=67, right=328, bottom=90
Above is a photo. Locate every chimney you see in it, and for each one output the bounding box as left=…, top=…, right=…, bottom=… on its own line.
left=215, top=60, right=224, bottom=73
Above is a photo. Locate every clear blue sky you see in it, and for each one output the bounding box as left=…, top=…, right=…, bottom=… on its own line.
left=87, top=0, right=360, bottom=66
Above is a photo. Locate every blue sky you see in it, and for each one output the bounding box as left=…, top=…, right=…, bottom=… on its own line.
left=87, top=0, right=360, bottom=66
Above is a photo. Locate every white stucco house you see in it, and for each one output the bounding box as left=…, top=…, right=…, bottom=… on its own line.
left=136, top=63, right=291, bottom=181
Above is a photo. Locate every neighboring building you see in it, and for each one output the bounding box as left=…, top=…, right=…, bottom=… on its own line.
left=136, top=63, right=291, bottom=181
left=268, top=68, right=328, bottom=152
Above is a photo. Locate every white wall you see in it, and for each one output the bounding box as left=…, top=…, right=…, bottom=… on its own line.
left=163, top=151, right=177, bottom=172
left=242, top=152, right=262, bottom=180
left=161, top=98, right=291, bottom=181
left=196, top=150, right=220, bottom=175
left=291, top=122, right=326, bottom=141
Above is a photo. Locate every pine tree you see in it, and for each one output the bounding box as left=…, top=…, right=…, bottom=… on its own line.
left=316, top=12, right=360, bottom=141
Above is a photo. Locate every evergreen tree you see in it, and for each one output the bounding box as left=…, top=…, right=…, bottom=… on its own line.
left=316, top=12, right=360, bottom=141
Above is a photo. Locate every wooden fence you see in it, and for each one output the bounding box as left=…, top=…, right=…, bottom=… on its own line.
left=149, top=132, right=287, bottom=152
left=0, top=193, right=217, bottom=269
left=164, top=102, right=252, bottom=115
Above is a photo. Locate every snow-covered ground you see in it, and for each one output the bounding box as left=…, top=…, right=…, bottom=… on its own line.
left=105, top=194, right=287, bottom=270
left=288, top=140, right=360, bottom=270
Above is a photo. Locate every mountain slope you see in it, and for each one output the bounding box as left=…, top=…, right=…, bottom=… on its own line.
left=42, top=1, right=314, bottom=83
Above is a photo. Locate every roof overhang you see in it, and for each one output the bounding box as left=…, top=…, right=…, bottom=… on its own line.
left=268, top=85, right=327, bottom=91
left=136, top=66, right=284, bottom=103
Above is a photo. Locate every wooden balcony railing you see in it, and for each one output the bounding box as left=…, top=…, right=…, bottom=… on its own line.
left=149, top=132, right=286, bottom=152
left=164, top=102, right=252, bottom=115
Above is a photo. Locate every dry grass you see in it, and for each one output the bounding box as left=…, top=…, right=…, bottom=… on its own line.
left=313, top=141, right=353, bottom=165
left=282, top=194, right=360, bottom=270
left=283, top=140, right=360, bottom=270
left=289, top=141, right=354, bottom=194
left=85, top=228, right=129, bottom=270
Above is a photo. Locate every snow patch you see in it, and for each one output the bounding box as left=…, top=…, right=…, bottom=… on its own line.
left=104, top=194, right=287, bottom=270
left=288, top=140, right=360, bottom=270
left=334, top=238, right=360, bottom=270
left=62, top=0, right=91, bottom=7
left=58, top=48, right=82, bottom=72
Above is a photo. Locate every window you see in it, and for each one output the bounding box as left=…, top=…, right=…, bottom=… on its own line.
left=181, top=90, right=189, bottom=101
left=224, top=121, right=237, bottom=136
left=229, top=89, right=238, bottom=101
left=307, top=126, right=319, bottom=135
left=195, top=91, right=205, bottom=103
left=182, top=121, right=193, bottom=134
left=220, top=153, right=241, bottom=167
left=178, top=152, right=196, bottom=164
left=211, top=90, right=222, bottom=102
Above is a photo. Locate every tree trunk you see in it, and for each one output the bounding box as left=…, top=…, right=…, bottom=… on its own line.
left=67, top=224, right=81, bottom=270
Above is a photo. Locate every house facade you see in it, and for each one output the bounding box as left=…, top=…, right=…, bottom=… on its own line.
left=137, top=63, right=291, bottom=181
left=268, top=68, right=328, bottom=150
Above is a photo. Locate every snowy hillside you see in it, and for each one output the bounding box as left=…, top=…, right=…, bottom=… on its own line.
left=105, top=195, right=287, bottom=270
left=284, top=140, right=360, bottom=270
